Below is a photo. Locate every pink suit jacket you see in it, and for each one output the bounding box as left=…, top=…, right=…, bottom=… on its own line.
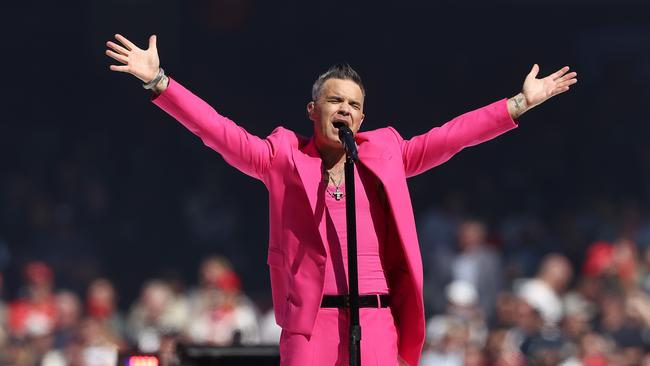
left=153, top=78, right=517, bottom=366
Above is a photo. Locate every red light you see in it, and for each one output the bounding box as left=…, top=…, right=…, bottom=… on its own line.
left=128, top=356, right=159, bottom=366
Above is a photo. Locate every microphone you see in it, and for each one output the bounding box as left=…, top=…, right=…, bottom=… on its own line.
left=334, top=122, right=359, bottom=162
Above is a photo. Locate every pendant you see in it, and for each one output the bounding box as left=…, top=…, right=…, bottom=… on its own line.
left=332, top=187, right=344, bottom=201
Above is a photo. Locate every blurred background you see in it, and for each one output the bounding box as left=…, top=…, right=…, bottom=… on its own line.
left=2, top=0, right=650, bottom=365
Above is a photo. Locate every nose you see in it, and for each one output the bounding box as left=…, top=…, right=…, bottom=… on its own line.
left=337, top=103, right=351, bottom=116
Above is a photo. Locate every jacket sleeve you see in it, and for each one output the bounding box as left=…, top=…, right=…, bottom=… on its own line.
left=152, top=78, right=276, bottom=180
left=391, top=99, right=517, bottom=178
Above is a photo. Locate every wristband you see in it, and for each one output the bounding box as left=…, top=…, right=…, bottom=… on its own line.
left=142, top=68, right=165, bottom=89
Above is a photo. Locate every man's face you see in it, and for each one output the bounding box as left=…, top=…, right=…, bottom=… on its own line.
left=307, top=78, right=365, bottom=150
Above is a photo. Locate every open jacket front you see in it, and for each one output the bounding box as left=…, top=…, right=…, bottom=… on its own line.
left=153, top=78, right=517, bottom=366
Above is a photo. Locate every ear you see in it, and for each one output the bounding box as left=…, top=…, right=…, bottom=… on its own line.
left=306, top=101, right=315, bottom=121
left=360, top=113, right=365, bottom=127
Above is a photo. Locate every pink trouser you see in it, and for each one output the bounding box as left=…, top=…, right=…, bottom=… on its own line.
left=280, top=306, right=399, bottom=366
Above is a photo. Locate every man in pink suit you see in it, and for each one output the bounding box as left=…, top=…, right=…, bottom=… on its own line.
left=106, top=34, right=577, bottom=365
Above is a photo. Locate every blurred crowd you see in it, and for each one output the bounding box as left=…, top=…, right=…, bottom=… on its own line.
left=0, top=256, right=281, bottom=366
left=2, top=202, right=650, bottom=366
left=419, top=207, right=650, bottom=366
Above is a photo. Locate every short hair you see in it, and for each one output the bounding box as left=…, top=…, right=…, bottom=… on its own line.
left=311, top=63, right=365, bottom=101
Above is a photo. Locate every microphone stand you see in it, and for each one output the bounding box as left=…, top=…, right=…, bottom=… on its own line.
left=339, top=126, right=361, bottom=366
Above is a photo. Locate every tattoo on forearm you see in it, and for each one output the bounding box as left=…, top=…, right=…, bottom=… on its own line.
left=513, top=95, right=524, bottom=110
left=508, top=94, right=527, bottom=119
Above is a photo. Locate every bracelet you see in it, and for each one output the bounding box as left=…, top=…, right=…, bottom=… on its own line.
left=142, top=68, right=165, bottom=89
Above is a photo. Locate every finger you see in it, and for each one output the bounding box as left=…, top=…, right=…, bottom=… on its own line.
left=148, top=34, right=157, bottom=50
left=527, top=64, right=540, bottom=79
left=106, top=41, right=130, bottom=56
left=106, top=50, right=128, bottom=64
left=551, top=66, right=570, bottom=80
left=556, top=71, right=577, bottom=83
left=550, top=86, right=571, bottom=97
left=556, top=78, right=577, bottom=89
left=109, top=64, right=130, bottom=72
left=115, top=33, right=138, bottom=51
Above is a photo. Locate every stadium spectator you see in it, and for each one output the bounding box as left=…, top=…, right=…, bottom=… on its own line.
left=126, top=279, right=189, bottom=353
left=451, top=219, right=503, bottom=320
left=184, top=256, right=260, bottom=345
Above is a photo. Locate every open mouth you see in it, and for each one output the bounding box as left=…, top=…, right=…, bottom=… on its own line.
left=332, top=116, right=351, bottom=129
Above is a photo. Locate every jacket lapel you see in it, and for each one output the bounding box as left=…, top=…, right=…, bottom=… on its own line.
left=358, top=136, right=420, bottom=280
left=291, top=139, right=328, bottom=251
left=357, top=134, right=394, bottom=189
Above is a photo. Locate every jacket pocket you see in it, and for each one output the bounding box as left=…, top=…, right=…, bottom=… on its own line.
left=267, top=246, right=285, bottom=268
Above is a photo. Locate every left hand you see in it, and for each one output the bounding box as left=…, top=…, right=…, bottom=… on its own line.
left=508, top=64, right=577, bottom=119
left=522, top=64, right=577, bottom=108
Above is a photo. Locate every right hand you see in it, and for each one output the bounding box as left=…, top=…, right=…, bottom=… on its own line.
left=106, top=34, right=160, bottom=82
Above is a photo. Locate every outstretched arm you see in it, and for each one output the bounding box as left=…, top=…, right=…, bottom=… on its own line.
left=398, top=64, right=577, bottom=177
left=507, top=64, right=577, bottom=119
left=105, top=34, right=275, bottom=180
left=106, top=34, right=169, bottom=93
